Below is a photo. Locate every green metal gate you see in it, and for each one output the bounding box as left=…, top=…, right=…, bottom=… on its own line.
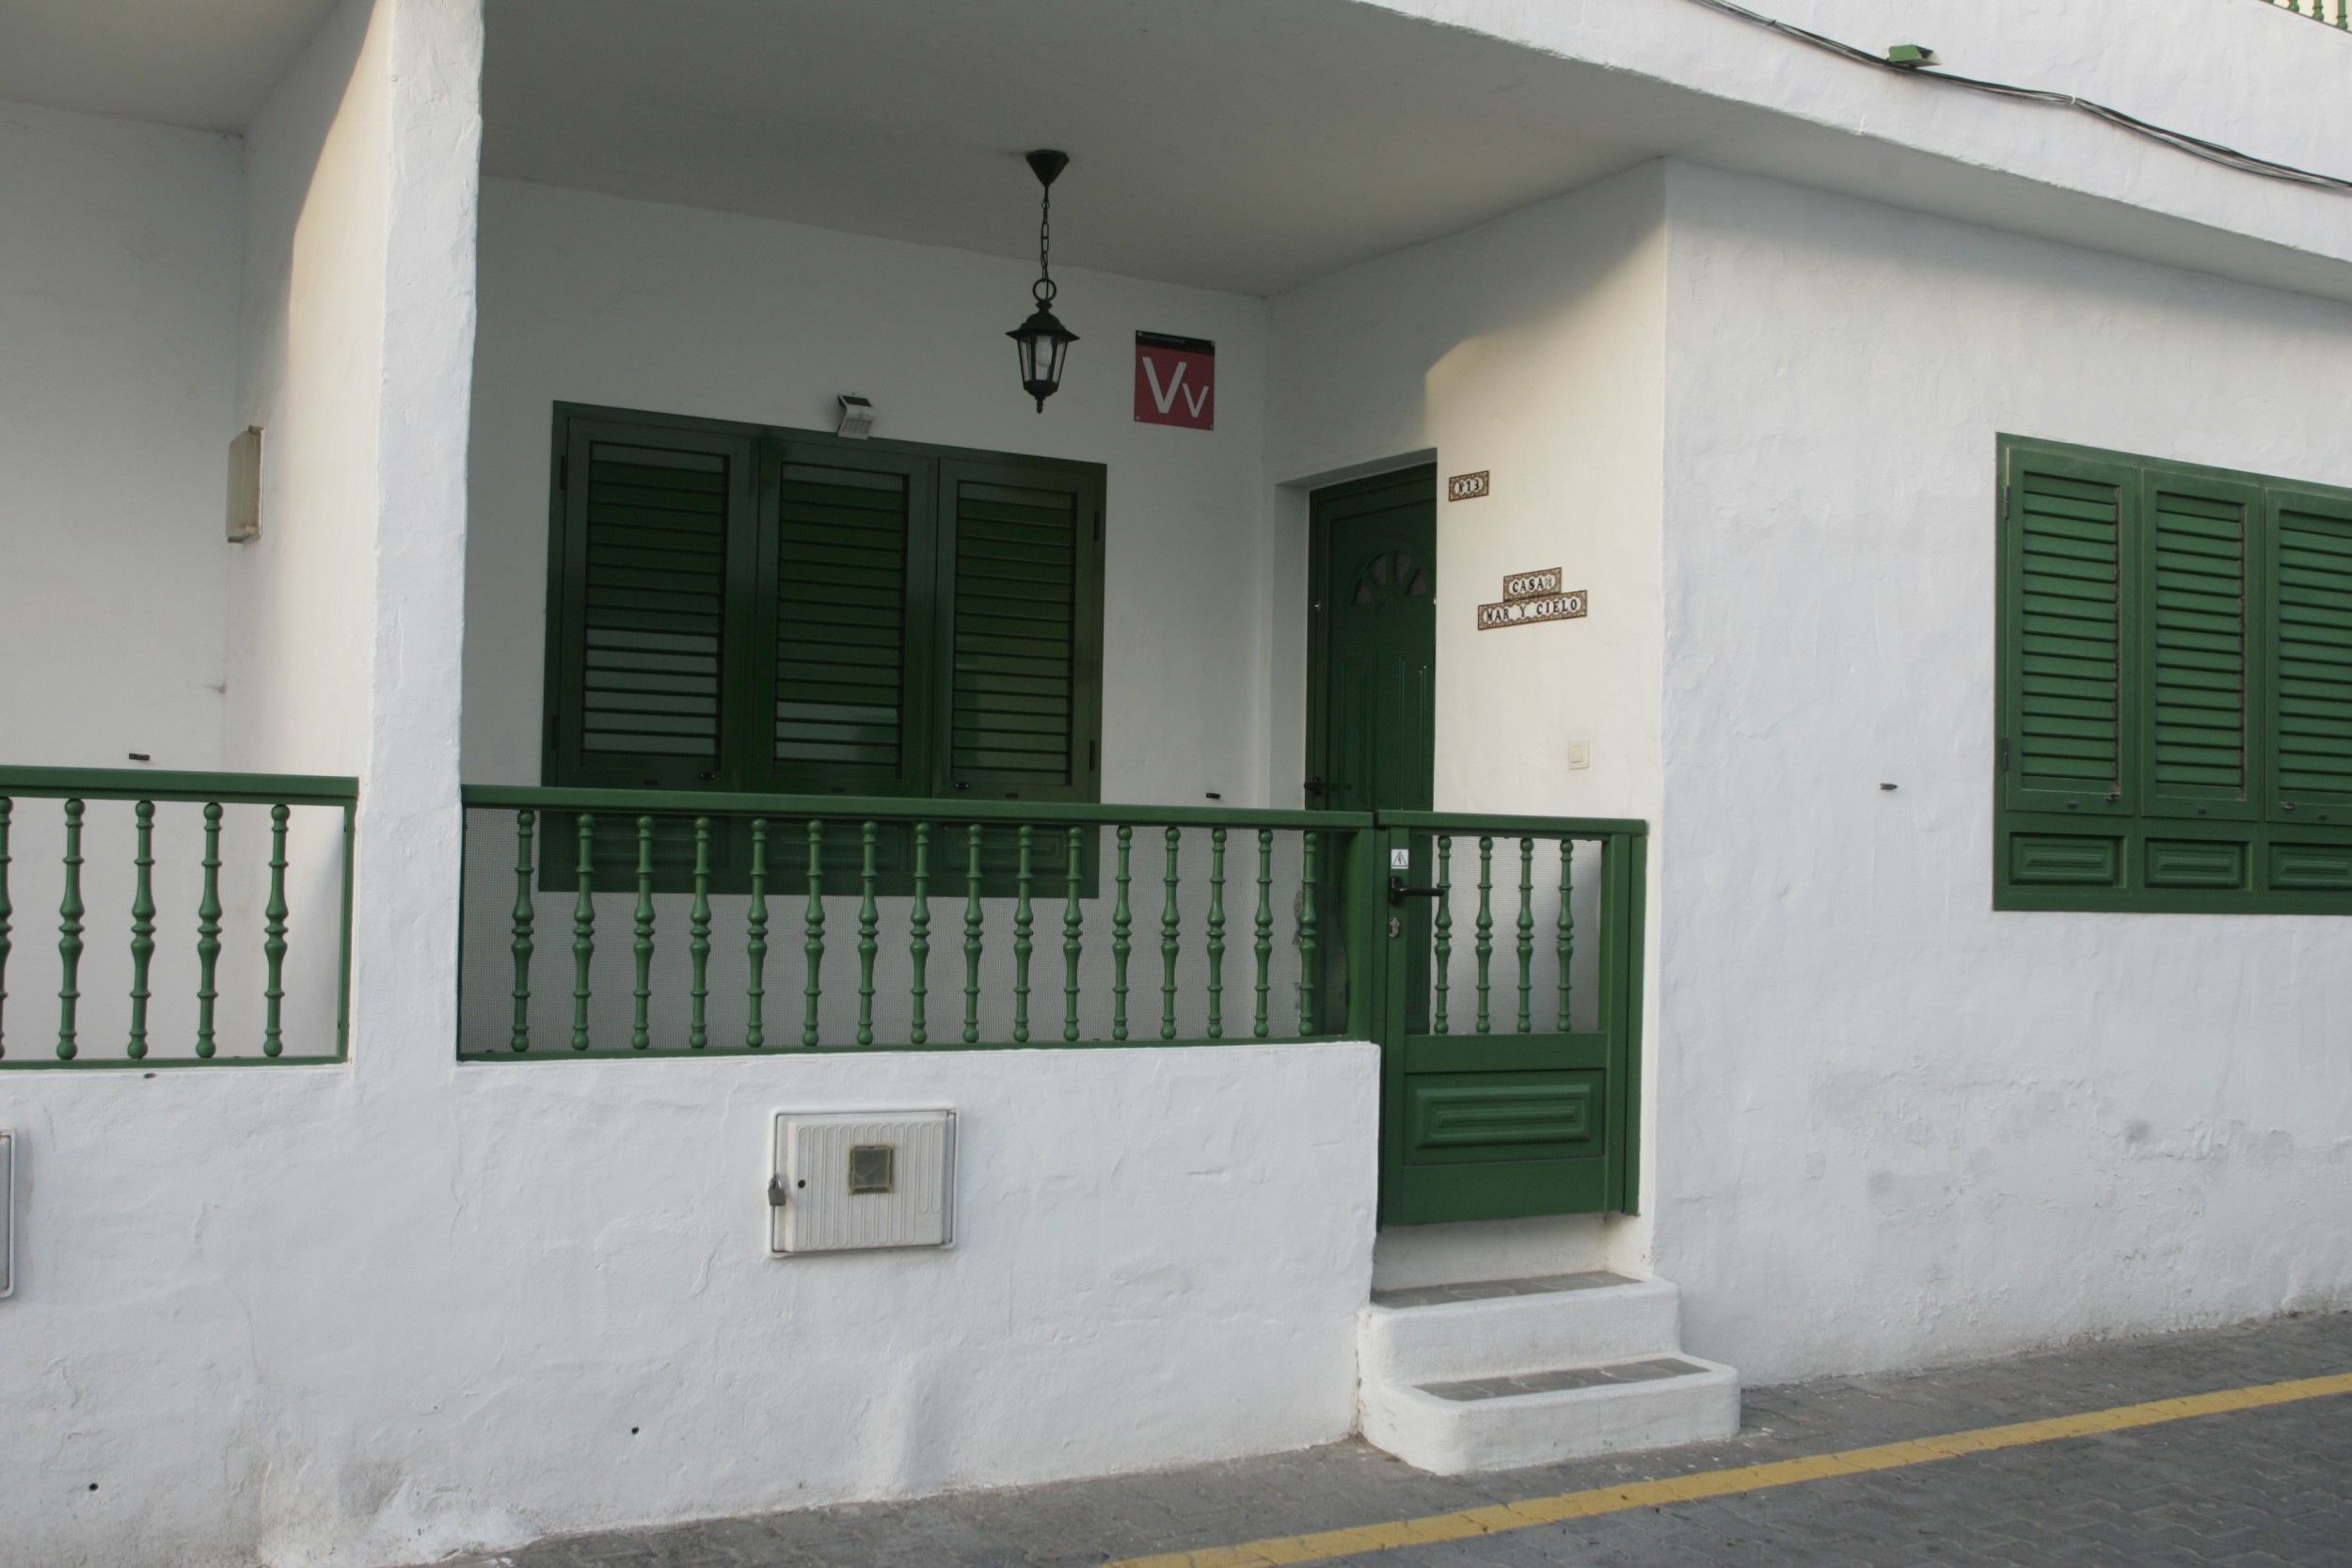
left=1364, top=812, right=1647, bottom=1227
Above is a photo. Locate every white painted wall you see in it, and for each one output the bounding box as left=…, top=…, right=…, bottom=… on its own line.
left=1653, top=163, right=2352, bottom=1383
left=1266, top=163, right=1667, bottom=824
left=224, top=0, right=389, bottom=776
left=463, top=178, right=1272, bottom=809
left=0, top=98, right=240, bottom=771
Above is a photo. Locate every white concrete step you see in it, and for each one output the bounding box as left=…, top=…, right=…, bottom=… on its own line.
left=1361, top=1353, right=1741, bottom=1474
left=1359, top=1271, right=1681, bottom=1386
left=1357, top=1271, right=1740, bottom=1474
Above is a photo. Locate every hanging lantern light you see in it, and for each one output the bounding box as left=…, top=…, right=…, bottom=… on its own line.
left=1009, top=150, right=1078, bottom=412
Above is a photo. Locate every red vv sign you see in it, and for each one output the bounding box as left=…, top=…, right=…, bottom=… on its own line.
left=1134, top=332, right=1215, bottom=430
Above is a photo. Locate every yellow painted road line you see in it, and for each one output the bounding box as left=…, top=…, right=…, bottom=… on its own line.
left=1105, top=1370, right=2352, bottom=1568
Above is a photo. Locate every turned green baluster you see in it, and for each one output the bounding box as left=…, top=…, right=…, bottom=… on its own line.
left=1012, top=825, right=1034, bottom=1044
left=195, top=802, right=222, bottom=1059
left=688, top=816, right=712, bottom=1049
left=962, top=824, right=984, bottom=1044
left=56, top=798, right=84, bottom=1060
left=1557, top=838, right=1575, bottom=1033
left=803, top=819, right=825, bottom=1049
left=0, top=797, right=10, bottom=1057
left=1297, top=832, right=1319, bottom=1035
left=1472, top=836, right=1495, bottom=1035
left=1063, top=826, right=1084, bottom=1043
left=632, top=816, right=656, bottom=1050
left=1112, top=826, right=1133, bottom=1041
left=1515, top=836, right=1534, bottom=1036
left=857, top=821, right=880, bottom=1047
left=908, top=822, right=930, bottom=1046
left=127, top=800, right=155, bottom=1060
left=509, top=809, right=535, bottom=1052
left=1206, top=828, right=1227, bottom=1039
left=1433, top=836, right=1453, bottom=1037
left=1160, top=827, right=1182, bottom=1040
left=262, top=804, right=290, bottom=1056
left=1252, top=829, right=1273, bottom=1039
left=570, top=814, right=595, bottom=1051
left=746, top=819, right=769, bottom=1049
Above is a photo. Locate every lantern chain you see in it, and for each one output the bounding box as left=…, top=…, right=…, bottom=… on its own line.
left=1035, top=181, right=1056, bottom=306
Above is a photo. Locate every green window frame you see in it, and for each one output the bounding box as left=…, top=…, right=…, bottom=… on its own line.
left=1996, top=435, right=2352, bottom=911
left=543, top=403, right=1105, bottom=890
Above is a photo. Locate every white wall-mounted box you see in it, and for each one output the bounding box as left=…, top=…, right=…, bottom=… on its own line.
left=771, top=1110, right=955, bottom=1256
left=1, top=1131, right=14, bottom=1299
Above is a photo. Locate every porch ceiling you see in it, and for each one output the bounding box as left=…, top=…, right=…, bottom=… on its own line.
left=482, top=0, right=1740, bottom=297
left=0, top=0, right=340, bottom=133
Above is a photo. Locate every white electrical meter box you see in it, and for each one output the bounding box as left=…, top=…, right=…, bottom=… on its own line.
left=770, top=1110, right=954, bottom=1256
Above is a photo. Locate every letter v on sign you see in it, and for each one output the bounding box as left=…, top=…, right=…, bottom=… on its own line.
left=1134, top=331, right=1216, bottom=430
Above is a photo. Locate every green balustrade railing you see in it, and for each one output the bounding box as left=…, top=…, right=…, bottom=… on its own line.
left=0, top=768, right=357, bottom=1067
left=458, top=786, right=1380, bottom=1056
left=1376, top=812, right=1641, bottom=1043
left=2263, top=0, right=2350, bottom=27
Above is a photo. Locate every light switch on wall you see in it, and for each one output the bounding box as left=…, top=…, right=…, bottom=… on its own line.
left=1565, top=738, right=1591, bottom=770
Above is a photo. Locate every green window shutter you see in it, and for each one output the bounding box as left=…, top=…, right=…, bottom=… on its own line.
left=766, top=442, right=934, bottom=796
left=2264, top=487, right=2352, bottom=817
left=2003, top=447, right=2136, bottom=817
left=547, top=419, right=756, bottom=791
left=936, top=456, right=1104, bottom=802
left=2140, top=471, right=2258, bottom=819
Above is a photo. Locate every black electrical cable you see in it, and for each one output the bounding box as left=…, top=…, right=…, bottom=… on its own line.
left=1678, top=0, right=2352, bottom=194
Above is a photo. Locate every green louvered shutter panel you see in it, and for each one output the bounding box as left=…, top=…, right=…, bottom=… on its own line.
left=2140, top=472, right=2257, bottom=818
left=549, top=420, right=755, bottom=791
left=937, top=456, right=1104, bottom=802
left=2265, top=488, right=2352, bottom=816
left=2004, top=449, right=2136, bottom=817
left=767, top=442, right=932, bottom=796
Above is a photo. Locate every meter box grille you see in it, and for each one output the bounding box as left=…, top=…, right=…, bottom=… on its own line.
left=771, top=1110, right=955, bottom=1255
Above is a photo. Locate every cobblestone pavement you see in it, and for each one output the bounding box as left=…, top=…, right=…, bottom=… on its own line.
left=427, top=1311, right=2352, bottom=1568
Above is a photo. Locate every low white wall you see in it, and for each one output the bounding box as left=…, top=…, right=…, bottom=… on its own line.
left=0, top=98, right=241, bottom=771
left=0, top=1043, right=1379, bottom=1567
left=1654, top=163, right=2352, bottom=1383
left=464, top=178, right=1273, bottom=809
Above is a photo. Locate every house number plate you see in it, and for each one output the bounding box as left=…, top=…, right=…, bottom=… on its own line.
left=1477, top=590, right=1588, bottom=630
left=1446, top=470, right=1490, bottom=501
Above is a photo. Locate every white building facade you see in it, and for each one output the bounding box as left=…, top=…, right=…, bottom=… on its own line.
left=3, top=2, right=2349, bottom=1563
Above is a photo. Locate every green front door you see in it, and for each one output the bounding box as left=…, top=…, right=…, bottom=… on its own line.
left=1308, top=467, right=1438, bottom=815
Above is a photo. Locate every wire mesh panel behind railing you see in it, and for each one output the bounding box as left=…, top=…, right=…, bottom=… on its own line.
left=459, top=787, right=1374, bottom=1055
left=0, top=768, right=357, bottom=1066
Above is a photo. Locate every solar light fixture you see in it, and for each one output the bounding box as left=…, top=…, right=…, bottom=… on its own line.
left=836, top=394, right=876, bottom=438
left=1008, top=150, right=1078, bottom=412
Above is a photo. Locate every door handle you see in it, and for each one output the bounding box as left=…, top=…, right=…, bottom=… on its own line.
left=1388, top=875, right=1451, bottom=905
